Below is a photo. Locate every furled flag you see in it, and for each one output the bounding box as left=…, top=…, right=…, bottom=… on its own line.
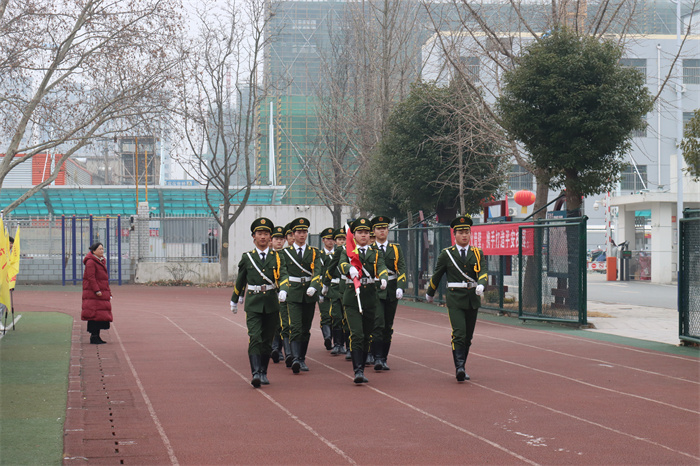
left=344, top=223, right=364, bottom=314
left=0, top=219, right=11, bottom=313
left=8, top=225, right=20, bottom=290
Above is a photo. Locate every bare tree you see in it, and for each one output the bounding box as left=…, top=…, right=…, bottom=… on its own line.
left=0, top=0, right=182, bottom=212
left=423, top=0, right=698, bottom=218
left=175, top=0, right=276, bottom=282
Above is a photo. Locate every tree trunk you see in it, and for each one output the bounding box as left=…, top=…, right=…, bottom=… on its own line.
left=220, top=221, right=230, bottom=283
left=522, top=170, right=551, bottom=310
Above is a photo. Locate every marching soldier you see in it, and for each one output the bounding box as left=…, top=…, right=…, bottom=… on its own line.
left=370, top=216, right=406, bottom=371
left=270, top=225, right=286, bottom=364
left=280, top=222, right=295, bottom=367
left=322, top=227, right=347, bottom=355
left=338, top=218, right=388, bottom=384
left=283, top=217, right=323, bottom=373
left=231, top=218, right=289, bottom=388
left=318, top=227, right=335, bottom=350
left=425, top=215, right=487, bottom=382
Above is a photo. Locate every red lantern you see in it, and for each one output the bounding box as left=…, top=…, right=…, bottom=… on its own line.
left=514, top=190, right=536, bottom=214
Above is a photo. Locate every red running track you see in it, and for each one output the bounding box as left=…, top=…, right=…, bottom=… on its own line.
left=15, top=285, right=699, bottom=465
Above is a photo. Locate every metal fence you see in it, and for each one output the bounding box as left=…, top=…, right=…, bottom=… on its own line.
left=132, top=216, right=220, bottom=263
left=518, top=218, right=587, bottom=325
left=679, top=209, right=700, bottom=344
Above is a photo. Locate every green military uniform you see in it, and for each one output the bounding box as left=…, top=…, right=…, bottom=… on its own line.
left=338, top=218, right=388, bottom=384
left=370, top=216, right=407, bottom=371
left=322, top=227, right=348, bottom=355
left=279, top=222, right=294, bottom=367
left=426, top=215, right=487, bottom=382
left=270, top=225, right=286, bottom=364
left=318, top=227, right=335, bottom=350
left=283, top=217, right=323, bottom=373
left=231, top=218, right=289, bottom=388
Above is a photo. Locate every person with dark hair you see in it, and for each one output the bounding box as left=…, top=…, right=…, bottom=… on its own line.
left=81, top=242, right=113, bottom=344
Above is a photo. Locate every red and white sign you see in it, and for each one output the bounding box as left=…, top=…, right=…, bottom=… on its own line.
left=588, top=261, right=607, bottom=271
left=470, top=222, right=535, bottom=255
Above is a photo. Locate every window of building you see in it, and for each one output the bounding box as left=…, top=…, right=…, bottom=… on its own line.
left=508, top=164, right=534, bottom=191
left=457, top=56, right=480, bottom=82
left=620, top=165, right=647, bottom=192
left=632, top=115, right=647, bottom=138
left=620, top=58, right=647, bottom=83
left=684, top=111, right=696, bottom=129
left=683, top=59, right=700, bottom=85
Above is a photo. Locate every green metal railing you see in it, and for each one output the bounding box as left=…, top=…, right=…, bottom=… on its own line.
left=518, top=217, right=587, bottom=325
left=679, top=209, right=700, bottom=344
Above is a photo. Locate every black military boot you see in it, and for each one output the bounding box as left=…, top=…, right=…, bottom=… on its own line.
left=321, top=325, right=333, bottom=350
left=291, top=341, right=303, bottom=374
left=270, top=335, right=282, bottom=363
left=330, top=328, right=343, bottom=355
left=260, top=354, right=270, bottom=385
left=380, top=341, right=391, bottom=371
left=249, top=354, right=262, bottom=388
left=283, top=337, right=293, bottom=368
left=373, top=341, right=384, bottom=371
left=452, top=348, right=470, bottom=382
left=351, top=350, right=368, bottom=384
left=365, top=343, right=375, bottom=366
left=299, top=340, right=310, bottom=371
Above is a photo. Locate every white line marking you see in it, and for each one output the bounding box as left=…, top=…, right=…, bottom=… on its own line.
left=390, top=353, right=700, bottom=463
left=164, top=314, right=356, bottom=465
left=307, top=356, right=540, bottom=466
left=396, top=330, right=699, bottom=415
left=0, top=314, right=22, bottom=338
left=113, top=325, right=179, bottom=466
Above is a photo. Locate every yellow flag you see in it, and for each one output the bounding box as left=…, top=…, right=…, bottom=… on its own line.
left=8, top=225, right=20, bottom=290
left=0, top=219, right=11, bottom=312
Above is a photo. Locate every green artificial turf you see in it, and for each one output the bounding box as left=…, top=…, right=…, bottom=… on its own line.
left=0, top=312, right=72, bottom=466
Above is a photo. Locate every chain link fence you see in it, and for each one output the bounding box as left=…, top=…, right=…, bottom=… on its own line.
left=679, top=209, right=700, bottom=344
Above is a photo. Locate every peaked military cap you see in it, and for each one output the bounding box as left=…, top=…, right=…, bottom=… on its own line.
left=450, top=215, right=473, bottom=231
left=350, top=217, right=371, bottom=233
left=290, top=217, right=310, bottom=231
left=251, top=217, right=274, bottom=233
left=320, top=227, right=334, bottom=239
left=371, top=216, right=389, bottom=229
left=333, top=227, right=346, bottom=239
left=284, top=223, right=293, bottom=235
left=271, top=225, right=285, bottom=238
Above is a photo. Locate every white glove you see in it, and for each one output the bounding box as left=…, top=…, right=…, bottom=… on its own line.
left=321, top=285, right=329, bottom=296
left=349, top=266, right=359, bottom=279
left=318, top=296, right=325, bottom=303
left=306, top=286, right=317, bottom=297
left=476, top=284, right=484, bottom=296
left=425, top=293, right=434, bottom=303
left=238, top=296, right=244, bottom=304
left=278, top=290, right=287, bottom=303
left=396, top=288, right=403, bottom=300
left=380, top=279, right=387, bottom=290
left=230, top=301, right=237, bottom=314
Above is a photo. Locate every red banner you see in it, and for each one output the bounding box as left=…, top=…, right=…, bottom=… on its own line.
left=470, top=222, right=535, bottom=256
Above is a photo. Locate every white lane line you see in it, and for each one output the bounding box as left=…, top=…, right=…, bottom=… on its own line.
left=113, top=325, right=179, bottom=466
left=0, top=314, right=22, bottom=338
left=398, top=314, right=697, bottom=362
left=165, top=314, right=356, bottom=465
left=397, top=330, right=700, bottom=416
left=390, top=353, right=700, bottom=463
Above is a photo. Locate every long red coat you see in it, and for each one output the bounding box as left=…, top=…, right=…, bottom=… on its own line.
left=81, top=252, right=113, bottom=322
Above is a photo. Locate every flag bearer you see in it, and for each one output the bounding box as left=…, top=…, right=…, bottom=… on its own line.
left=231, top=218, right=289, bottom=388
left=370, top=216, right=406, bottom=371
left=270, top=225, right=287, bottom=364
left=425, top=215, right=487, bottom=382
left=283, top=217, right=323, bottom=373
left=338, top=218, right=388, bottom=384
left=322, top=227, right=347, bottom=355
left=318, top=227, right=335, bottom=350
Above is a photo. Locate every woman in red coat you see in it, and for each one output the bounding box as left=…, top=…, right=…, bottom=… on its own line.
left=81, top=242, right=113, bottom=344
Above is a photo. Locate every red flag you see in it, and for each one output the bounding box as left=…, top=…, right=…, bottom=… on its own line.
left=344, top=223, right=363, bottom=286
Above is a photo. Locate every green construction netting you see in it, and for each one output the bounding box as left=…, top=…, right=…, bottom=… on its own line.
left=0, top=186, right=283, bottom=217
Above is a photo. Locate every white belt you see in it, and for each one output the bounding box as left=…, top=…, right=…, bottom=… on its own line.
left=447, top=282, right=477, bottom=289
left=387, top=272, right=397, bottom=280
left=247, top=284, right=277, bottom=293
left=330, top=278, right=340, bottom=284
left=289, top=276, right=312, bottom=283
left=345, top=277, right=375, bottom=285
